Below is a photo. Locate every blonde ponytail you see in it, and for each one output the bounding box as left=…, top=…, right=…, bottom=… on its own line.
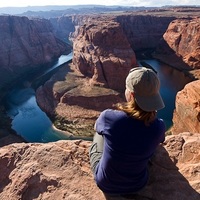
left=116, top=99, right=156, bottom=126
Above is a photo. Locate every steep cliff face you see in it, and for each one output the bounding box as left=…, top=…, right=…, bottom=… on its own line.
left=116, top=15, right=175, bottom=51
left=50, top=15, right=97, bottom=43
left=163, top=18, right=200, bottom=69
left=71, top=14, right=200, bottom=92
left=154, top=18, right=200, bottom=77
left=50, top=16, right=75, bottom=43
left=172, top=80, right=200, bottom=134
left=0, top=16, right=70, bottom=94
left=1, top=11, right=200, bottom=199
left=51, top=14, right=175, bottom=53
left=50, top=11, right=200, bottom=72
left=37, top=13, right=200, bottom=137
left=72, top=18, right=137, bottom=91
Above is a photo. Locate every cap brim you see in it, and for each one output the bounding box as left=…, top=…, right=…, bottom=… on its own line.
left=135, top=93, right=165, bottom=112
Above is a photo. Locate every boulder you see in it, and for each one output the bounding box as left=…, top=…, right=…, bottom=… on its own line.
left=172, top=80, right=200, bottom=134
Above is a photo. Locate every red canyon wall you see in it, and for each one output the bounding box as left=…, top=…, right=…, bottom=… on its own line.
left=163, top=18, right=200, bottom=69
left=154, top=17, right=200, bottom=79
left=49, top=11, right=200, bottom=77
left=116, top=15, right=176, bottom=51
left=0, top=16, right=70, bottom=94
left=36, top=12, right=200, bottom=137
left=72, top=17, right=137, bottom=91
left=51, top=12, right=200, bottom=76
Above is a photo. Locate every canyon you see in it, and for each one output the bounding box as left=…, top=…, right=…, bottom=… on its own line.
left=0, top=7, right=200, bottom=199
left=37, top=8, right=200, bottom=135
left=0, top=15, right=71, bottom=99
left=50, top=9, right=200, bottom=75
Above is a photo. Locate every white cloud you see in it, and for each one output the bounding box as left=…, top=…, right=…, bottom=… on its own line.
left=0, top=0, right=199, bottom=7
left=114, top=0, right=200, bottom=6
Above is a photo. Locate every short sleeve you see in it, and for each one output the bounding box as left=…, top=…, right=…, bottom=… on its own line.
left=95, top=110, right=108, bottom=135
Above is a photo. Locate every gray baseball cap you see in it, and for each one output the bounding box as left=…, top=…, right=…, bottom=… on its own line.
left=126, top=67, right=165, bottom=112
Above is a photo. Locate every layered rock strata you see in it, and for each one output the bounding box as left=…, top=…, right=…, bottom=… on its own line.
left=37, top=13, right=200, bottom=137
left=116, top=15, right=175, bottom=51
left=70, top=14, right=200, bottom=80
left=72, top=18, right=137, bottom=91
left=0, top=16, right=70, bottom=96
left=1, top=10, right=200, bottom=200
left=36, top=18, right=137, bottom=136
left=50, top=15, right=75, bottom=43
left=49, top=10, right=200, bottom=75
left=0, top=133, right=199, bottom=200
left=163, top=18, right=200, bottom=69
left=155, top=18, right=200, bottom=79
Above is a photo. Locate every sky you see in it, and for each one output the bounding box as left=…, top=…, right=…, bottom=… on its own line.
left=0, top=0, right=199, bottom=8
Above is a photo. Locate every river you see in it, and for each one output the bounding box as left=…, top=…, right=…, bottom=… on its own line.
left=138, top=59, right=191, bottom=128
left=3, top=54, right=191, bottom=143
left=4, top=53, right=76, bottom=143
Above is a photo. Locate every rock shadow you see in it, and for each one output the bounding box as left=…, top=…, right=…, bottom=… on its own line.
left=104, top=145, right=199, bottom=200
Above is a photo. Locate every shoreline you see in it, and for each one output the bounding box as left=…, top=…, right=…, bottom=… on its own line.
left=2, top=52, right=197, bottom=144
left=52, top=124, right=93, bottom=141
left=152, top=54, right=199, bottom=81
left=52, top=124, right=73, bottom=138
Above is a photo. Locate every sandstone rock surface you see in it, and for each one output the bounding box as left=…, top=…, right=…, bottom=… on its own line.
left=72, top=18, right=137, bottom=92
left=37, top=17, right=138, bottom=137
left=163, top=18, right=200, bottom=69
left=45, top=10, right=200, bottom=81
left=0, top=132, right=199, bottom=200
left=1, top=10, right=200, bottom=199
left=154, top=17, right=200, bottom=79
left=172, top=80, right=200, bottom=134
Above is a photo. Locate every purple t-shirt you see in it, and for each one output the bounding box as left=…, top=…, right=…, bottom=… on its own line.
left=94, top=109, right=165, bottom=194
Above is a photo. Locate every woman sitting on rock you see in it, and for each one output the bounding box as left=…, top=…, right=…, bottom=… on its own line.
left=89, top=67, right=166, bottom=199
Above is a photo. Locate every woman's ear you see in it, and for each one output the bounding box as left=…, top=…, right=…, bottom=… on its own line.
left=125, top=89, right=134, bottom=102
left=130, top=92, right=134, bottom=101
left=131, top=92, right=134, bottom=98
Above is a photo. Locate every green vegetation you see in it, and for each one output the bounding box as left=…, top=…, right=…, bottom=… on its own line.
left=53, top=115, right=94, bottom=138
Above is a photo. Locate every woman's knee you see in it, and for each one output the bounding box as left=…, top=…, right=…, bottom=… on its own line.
left=92, top=132, right=104, bottom=152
